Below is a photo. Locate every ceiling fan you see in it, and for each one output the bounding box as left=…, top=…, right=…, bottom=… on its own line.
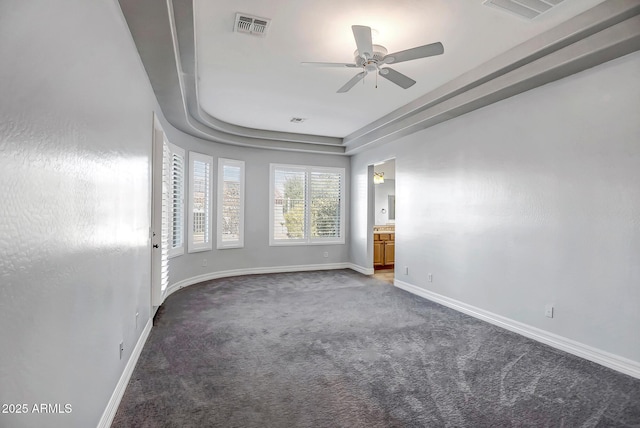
left=302, top=25, right=444, bottom=93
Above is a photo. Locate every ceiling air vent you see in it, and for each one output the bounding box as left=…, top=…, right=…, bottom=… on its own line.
left=234, top=13, right=271, bottom=37
left=483, top=0, right=565, bottom=20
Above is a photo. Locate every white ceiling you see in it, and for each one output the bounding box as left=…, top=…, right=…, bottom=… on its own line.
left=194, top=0, right=606, bottom=139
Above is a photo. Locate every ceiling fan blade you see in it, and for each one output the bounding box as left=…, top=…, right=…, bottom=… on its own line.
left=379, top=68, right=416, bottom=89
left=301, top=62, right=358, bottom=68
left=383, top=42, right=444, bottom=64
left=337, top=71, right=366, bottom=93
left=352, top=25, right=373, bottom=59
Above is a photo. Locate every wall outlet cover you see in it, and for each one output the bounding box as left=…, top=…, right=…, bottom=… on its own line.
left=545, top=305, right=554, bottom=318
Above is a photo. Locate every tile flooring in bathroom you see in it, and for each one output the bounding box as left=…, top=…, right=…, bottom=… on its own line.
left=373, top=269, right=394, bottom=284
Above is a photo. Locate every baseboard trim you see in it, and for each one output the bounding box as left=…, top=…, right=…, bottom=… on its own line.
left=394, top=280, right=640, bottom=380
left=348, top=263, right=374, bottom=275
left=97, top=318, right=153, bottom=428
left=166, top=263, right=360, bottom=299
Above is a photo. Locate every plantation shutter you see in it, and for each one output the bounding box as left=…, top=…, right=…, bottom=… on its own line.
left=270, top=164, right=344, bottom=245
left=188, top=152, right=213, bottom=253
left=221, top=164, right=241, bottom=242
left=160, top=141, right=171, bottom=291
left=166, top=142, right=185, bottom=257
left=171, top=152, right=184, bottom=248
left=191, top=159, right=210, bottom=245
left=272, top=167, right=307, bottom=241
left=310, top=171, right=342, bottom=239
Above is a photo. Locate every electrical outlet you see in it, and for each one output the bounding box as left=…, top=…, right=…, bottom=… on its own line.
left=428, top=273, right=433, bottom=282
left=202, top=259, right=207, bottom=267
left=119, top=342, right=124, bottom=360
left=404, top=266, right=409, bottom=275
left=545, top=305, right=554, bottom=318
left=323, top=252, right=328, bottom=258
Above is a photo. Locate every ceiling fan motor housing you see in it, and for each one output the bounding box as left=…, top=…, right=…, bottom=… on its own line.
left=354, top=44, right=388, bottom=70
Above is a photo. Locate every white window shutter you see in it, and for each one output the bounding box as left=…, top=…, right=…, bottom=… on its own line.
left=270, top=164, right=344, bottom=246
left=167, top=143, right=185, bottom=257
left=188, top=152, right=213, bottom=252
left=217, top=158, right=245, bottom=249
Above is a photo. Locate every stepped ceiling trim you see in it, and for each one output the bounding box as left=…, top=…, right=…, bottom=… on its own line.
left=118, top=0, right=640, bottom=155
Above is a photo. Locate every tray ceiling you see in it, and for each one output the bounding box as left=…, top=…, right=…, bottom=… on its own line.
left=118, top=0, right=640, bottom=154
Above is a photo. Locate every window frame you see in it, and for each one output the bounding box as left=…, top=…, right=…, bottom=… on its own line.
left=167, top=141, right=185, bottom=258
left=187, top=151, right=213, bottom=253
left=269, top=163, right=345, bottom=246
left=217, top=158, right=245, bottom=249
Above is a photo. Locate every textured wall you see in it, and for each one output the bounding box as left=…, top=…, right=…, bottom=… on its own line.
left=0, top=0, right=156, bottom=426
left=351, top=51, right=640, bottom=364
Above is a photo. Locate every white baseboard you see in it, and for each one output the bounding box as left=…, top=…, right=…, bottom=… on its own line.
left=348, top=263, right=374, bottom=275
left=97, top=318, right=153, bottom=428
left=394, top=279, right=640, bottom=380
left=166, top=263, right=358, bottom=299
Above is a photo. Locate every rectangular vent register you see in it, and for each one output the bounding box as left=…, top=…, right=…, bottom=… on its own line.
left=234, top=13, right=271, bottom=36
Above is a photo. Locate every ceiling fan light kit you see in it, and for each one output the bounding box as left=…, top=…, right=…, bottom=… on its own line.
left=302, top=25, right=444, bottom=93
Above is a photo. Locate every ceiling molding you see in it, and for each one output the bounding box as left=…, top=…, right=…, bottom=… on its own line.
left=170, top=0, right=344, bottom=149
left=344, top=0, right=640, bottom=153
left=119, top=0, right=346, bottom=154
left=118, top=0, right=639, bottom=156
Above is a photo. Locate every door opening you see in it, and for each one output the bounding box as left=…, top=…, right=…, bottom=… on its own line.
left=151, top=114, right=169, bottom=308
left=372, top=159, right=396, bottom=284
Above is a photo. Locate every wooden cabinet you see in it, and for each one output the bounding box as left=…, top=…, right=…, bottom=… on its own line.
left=373, top=241, right=385, bottom=266
left=374, top=232, right=394, bottom=268
left=384, top=241, right=395, bottom=265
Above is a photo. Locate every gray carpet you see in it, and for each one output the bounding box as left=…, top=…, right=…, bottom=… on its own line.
left=112, top=269, right=640, bottom=427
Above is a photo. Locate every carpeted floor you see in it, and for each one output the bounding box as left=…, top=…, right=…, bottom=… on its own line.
left=112, top=269, right=640, bottom=427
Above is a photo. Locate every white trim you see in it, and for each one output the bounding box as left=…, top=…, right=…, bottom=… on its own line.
left=165, top=263, right=364, bottom=298
left=349, top=263, right=375, bottom=275
left=394, top=280, right=640, bottom=380
left=97, top=318, right=153, bottom=428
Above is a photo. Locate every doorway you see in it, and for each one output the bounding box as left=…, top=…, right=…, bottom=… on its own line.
left=372, top=159, right=396, bottom=284
left=151, top=114, right=169, bottom=308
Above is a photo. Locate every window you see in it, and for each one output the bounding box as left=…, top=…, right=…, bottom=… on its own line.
left=270, top=164, right=345, bottom=245
left=188, top=152, right=213, bottom=252
left=217, top=158, right=245, bottom=248
left=165, top=142, right=185, bottom=257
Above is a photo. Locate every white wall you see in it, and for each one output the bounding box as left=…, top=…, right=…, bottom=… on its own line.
left=351, top=51, right=640, bottom=367
left=0, top=2, right=351, bottom=425
left=0, top=1, right=158, bottom=426
left=162, top=127, right=350, bottom=287
left=1, top=3, right=636, bottom=426
left=375, top=179, right=395, bottom=225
